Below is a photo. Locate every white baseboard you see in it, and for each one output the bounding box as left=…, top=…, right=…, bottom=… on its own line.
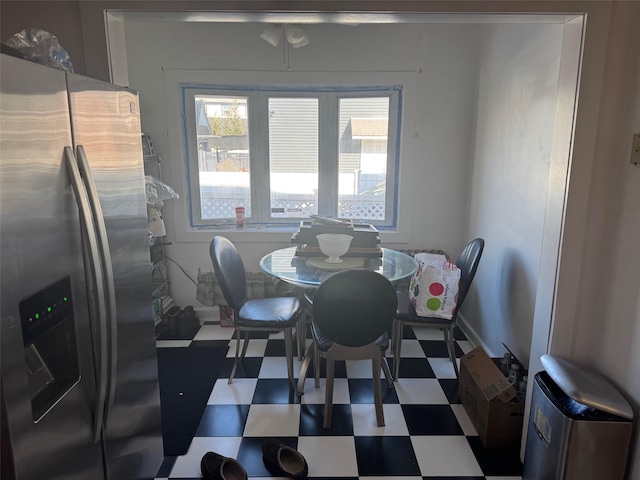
left=456, top=313, right=501, bottom=357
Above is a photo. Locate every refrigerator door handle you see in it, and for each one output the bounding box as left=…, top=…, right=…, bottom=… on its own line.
left=76, top=145, right=118, bottom=423
left=64, top=146, right=108, bottom=444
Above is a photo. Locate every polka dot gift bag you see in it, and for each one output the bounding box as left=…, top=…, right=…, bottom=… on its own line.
left=408, top=252, right=461, bottom=319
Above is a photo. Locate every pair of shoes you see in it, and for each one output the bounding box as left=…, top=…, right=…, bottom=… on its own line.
left=165, top=305, right=181, bottom=336
left=200, top=439, right=308, bottom=480
left=178, top=305, right=200, bottom=336
left=262, top=438, right=308, bottom=479
left=201, top=451, right=247, bottom=480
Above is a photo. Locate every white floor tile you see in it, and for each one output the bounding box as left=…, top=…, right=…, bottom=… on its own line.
left=393, top=378, right=449, bottom=404
left=352, top=404, right=409, bottom=436
left=226, top=338, right=267, bottom=357
left=297, top=436, right=358, bottom=477
left=250, top=478, right=289, bottom=480
left=243, top=404, right=301, bottom=437
left=258, top=356, right=303, bottom=378
left=428, top=357, right=460, bottom=379
left=156, top=340, right=191, bottom=348
left=411, top=436, right=484, bottom=477
left=345, top=359, right=388, bottom=378
left=170, top=436, right=241, bottom=478
left=193, top=325, right=235, bottom=341
left=363, top=478, right=422, bottom=480
left=456, top=339, right=475, bottom=354
left=299, top=377, right=351, bottom=404
left=394, top=339, right=428, bottom=357
left=268, top=330, right=285, bottom=339
left=411, top=327, right=445, bottom=341
left=207, top=378, right=257, bottom=405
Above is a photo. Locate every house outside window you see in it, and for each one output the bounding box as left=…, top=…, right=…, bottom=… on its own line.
left=183, top=85, right=401, bottom=228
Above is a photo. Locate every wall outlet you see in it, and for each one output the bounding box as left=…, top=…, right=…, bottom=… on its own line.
left=631, top=133, right=640, bottom=165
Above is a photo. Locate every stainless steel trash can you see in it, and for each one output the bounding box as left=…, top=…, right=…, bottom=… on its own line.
left=523, top=355, right=633, bottom=480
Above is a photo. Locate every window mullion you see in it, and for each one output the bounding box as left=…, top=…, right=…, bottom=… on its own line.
left=385, top=90, right=400, bottom=224
left=249, top=92, right=269, bottom=223
left=318, top=93, right=338, bottom=216
left=184, top=93, right=201, bottom=224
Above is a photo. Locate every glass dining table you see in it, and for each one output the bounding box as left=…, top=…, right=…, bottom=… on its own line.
left=259, top=245, right=419, bottom=288
left=260, top=245, right=419, bottom=396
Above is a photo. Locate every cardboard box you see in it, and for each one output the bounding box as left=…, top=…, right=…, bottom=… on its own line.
left=459, top=347, right=524, bottom=448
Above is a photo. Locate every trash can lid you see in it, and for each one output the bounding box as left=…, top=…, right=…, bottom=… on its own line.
left=540, top=355, right=633, bottom=420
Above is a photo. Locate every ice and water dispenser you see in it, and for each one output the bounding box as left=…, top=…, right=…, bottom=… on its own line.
left=19, top=276, right=80, bottom=421
left=523, top=354, right=634, bottom=480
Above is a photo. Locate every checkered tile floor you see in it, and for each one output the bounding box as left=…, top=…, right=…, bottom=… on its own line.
left=155, top=317, right=523, bottom=479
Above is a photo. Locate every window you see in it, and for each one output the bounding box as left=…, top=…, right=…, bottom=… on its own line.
left=183, top=85, right=401, bottom=228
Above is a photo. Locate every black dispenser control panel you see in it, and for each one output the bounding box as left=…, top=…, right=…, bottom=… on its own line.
left=20, top=276, right=74, bottom=346
left=19, top=276, right=80, bottom=421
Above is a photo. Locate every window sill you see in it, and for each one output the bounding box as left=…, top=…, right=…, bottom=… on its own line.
left=177, top=223, right=407, bottom=245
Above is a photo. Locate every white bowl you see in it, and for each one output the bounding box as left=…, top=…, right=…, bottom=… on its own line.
left=316, top=234, right=353, bottom=263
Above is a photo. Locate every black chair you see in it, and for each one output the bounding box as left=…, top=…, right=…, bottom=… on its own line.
left=210, top=236, right=303, bottom=391
left=393, top=238, right=484, bottom=380
left=305, top=269, right=397, bottom=428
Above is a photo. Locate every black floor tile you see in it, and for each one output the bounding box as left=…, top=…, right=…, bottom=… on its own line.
left=237, top=436, right=298, bottom=477
left=190, top=339, right=230, bottom=349
left=453, top=326, right=467, bottom=340
left=439, top=378, right=461, bottom=403
left=308, top=478, right=357, bottom=480
left=467, top=436, right=523, bottom=476
left=312, top=358, right=349, bottom=378
left=420, top=339, right=464, bottom=357
left=156, top=456, right=177, bottom=478
left=393, top=357, right=436, bottom=378
left=194, top=404, right=250, bottom=436
left=252, top=378, right=301, bottom=404
left=299, top=403, right=354, bottom=436
left=402, top=404, right=464, bottom=435
left=422, top=477, right=484, bottom=480
left=355, top=436, right=421, bottom=476
left=263, top=337, right=288, bottom=356
left=348, top=378, right=399, bottom=404
left=233, top=330, right=275, bottom=340
left=399, top=324, right=418, bottom=339
left=218, top=357, right=262, bottom=378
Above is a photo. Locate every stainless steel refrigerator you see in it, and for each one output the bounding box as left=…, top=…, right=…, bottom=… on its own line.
left=0, top=54, right=163, bottom=479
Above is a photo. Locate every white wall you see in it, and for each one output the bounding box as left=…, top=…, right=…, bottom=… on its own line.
left=571, top=2, right=640, bottom=475
left=122, top=21, right=480, bottom=309
left=463, top=23, right=563, bottom=365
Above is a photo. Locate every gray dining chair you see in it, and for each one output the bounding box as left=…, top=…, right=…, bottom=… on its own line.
left=210, top=236, right=303, bottom=392
left=393, top=238, right=484, bottom=380
left=306, top=269, right=397, bottom=428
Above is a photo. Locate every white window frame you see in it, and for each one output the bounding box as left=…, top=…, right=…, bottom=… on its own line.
left=182, top=84, right=401, bottom=229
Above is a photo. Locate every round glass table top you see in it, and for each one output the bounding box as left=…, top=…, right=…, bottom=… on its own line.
left=259, top=246, right=418, bottom=287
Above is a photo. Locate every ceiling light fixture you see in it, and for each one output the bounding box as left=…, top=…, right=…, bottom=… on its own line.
left=284, top=25, right=309, bottom=48
left=260, top=24, right=282, bottom=47
left=260, top=23, right=309, bottom=48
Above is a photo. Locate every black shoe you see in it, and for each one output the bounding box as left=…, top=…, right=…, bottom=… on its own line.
left=178, top=306, right=200, bottom=336
left=166, top=306, right=181, bottom=336
left=200, top=451, right=247, bottom=480
left=262, top=438, right=308, bottom=479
